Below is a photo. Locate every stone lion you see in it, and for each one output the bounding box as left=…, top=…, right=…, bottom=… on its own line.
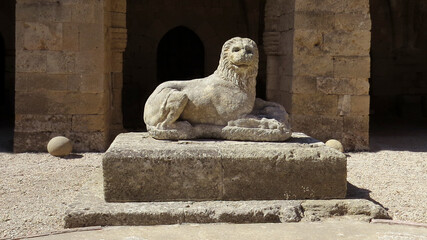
left=144, top=37, right=291, bottom=141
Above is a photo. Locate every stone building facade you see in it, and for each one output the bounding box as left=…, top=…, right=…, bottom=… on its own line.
left=1, top=0, right=425, bottom=152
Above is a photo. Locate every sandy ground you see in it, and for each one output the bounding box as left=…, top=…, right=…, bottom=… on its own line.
left=0, top=125, right=426, bottom=239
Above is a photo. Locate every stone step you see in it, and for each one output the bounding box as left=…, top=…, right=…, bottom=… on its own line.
left=65, top=171, right=390, bottom=228
left=103, top=132, right=347, bottom=202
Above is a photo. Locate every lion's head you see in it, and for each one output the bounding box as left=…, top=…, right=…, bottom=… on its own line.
left=215, top=37, right=259, bottom=91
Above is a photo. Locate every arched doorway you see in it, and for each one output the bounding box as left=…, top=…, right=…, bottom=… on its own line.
left=157, top=26, right=205, bottom=83
left=0, top=34, right=5, bottom=112
left=370, top=0, right=427, bottom=149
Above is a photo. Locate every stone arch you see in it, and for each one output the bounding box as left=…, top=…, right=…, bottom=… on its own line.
left=157, top=26, right=205, bottom=83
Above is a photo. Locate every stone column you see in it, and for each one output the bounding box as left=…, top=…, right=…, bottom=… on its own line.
left=105, top=0, right=127, bottom=143
left=14, top=0, right=110, bottom=152
left=264, top=0, right=371, bottom=150
left=291, top=0, right=371, bottom=150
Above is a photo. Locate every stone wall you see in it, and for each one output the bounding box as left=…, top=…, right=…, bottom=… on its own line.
left=14, top=0, right=111, bottom=152
left=265, top=0, right=371, bottom=150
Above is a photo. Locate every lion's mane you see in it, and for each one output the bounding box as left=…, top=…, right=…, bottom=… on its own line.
left=214, top=37, right=259, bottom=92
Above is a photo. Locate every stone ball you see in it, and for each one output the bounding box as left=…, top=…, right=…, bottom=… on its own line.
left=47, top=136, right=73, bottom=157
left=325, top=139, right=344, bottom=153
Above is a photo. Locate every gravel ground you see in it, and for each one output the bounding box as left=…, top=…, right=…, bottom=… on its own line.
left=0, top=125, right=426, bottom=239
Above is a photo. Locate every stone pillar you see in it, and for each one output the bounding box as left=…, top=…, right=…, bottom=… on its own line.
left=105, top=0, right=127, bottom=143
left=264, top=0, right=294, bottom=113
left=14, top=0, right=110, bottom=152
left=265, top=0, right=371, bottom=150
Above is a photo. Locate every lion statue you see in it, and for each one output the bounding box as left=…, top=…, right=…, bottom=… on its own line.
left=144, top=37, right=291, bottom=141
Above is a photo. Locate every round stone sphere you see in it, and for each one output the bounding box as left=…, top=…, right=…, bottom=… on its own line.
left=325, top=139, right=344, bottom=153
left=47, top=136, right=73, bottom=157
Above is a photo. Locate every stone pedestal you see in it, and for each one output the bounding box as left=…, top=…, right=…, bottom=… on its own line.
left=103, top=132, right=347, bottom=202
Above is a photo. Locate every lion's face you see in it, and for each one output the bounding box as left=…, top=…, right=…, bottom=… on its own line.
left=215, top=37, right=259, bottom=90
left=222, top=38, right=258, bottom=73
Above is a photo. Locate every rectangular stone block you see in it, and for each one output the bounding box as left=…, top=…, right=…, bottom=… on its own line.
left=103, top=133, right=347, bottom=202
left=317, top=77, right=370, bottom=95
left=23, top=22, right=63, bottom=51
left=294, top=12, right=334, bottom=30
left=292, top=93, right=339, bottom=116
left=291, top=76, right=317, bottom=94
left=295, top=0, right=369, bottom=14
left=47, top=51, right=76, bottom=73
left=323, top=30, right=370, bottom=56
left=291, top=115, right=343, bottom=142
left=15, top=114, right=71, bottom=132
left=334, top=13, right=371, bottom=31
left=67, top=73, right=104, bottom=93
left=333, top=56, right=370, bottom=78
left=72, top=114, right=106, bottom=132
left=63, top=23, right=79, bottom=51
left=293, top=54, right=334, bottom=77
left=16, top=50, right=47, bottom=73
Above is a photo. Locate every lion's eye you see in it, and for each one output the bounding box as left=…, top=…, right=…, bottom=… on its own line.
left=246, top=50, right=253, bottom=54
left=232, top=47, right=240, bottom=52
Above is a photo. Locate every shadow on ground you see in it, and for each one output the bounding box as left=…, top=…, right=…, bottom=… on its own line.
left=346, top=182, right=388, bottom=210
left=370, top=120, right=427, bottom=152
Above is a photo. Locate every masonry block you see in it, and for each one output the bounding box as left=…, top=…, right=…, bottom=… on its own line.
left=79, top=23, right=104, bottom=51
left=15, top=114, right=71, bottom=133
left=293, top=55, right=334, bottom=77
left=103, top=133, right=347, bottom=202
left=291, top=76, right=317, bottom=94
left=323, top=30, right=370, bottom=56
left=47, top=51, right=76, bottom=73
left=317, top=77, right=369, bottom=95
left=16, top=50, right=47, bottom=73
left=334, top=13, right=371, bottom=31
left=62, top=23, right=79, bottom=51
left=67, top=74, right=104, bottom=93
left=350, top=95, right=370, bottom=115
left=295, top=0, right=369, bottom=13
left=294, top=12, right=334, bottom=30
left=23, top=22, right=63, bottom=51
left=333, top=56, right=370, bottom=78
left=292, top=93, right=339, bottom=116
left=72, top=115, right=106, bottom=132
left=291, top=115, right=343, bottom=142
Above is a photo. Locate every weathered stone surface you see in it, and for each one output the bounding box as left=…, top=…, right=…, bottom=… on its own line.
left=47, top=136, right=73, bottom=157
left=317, top=77, right=370, bottom=96
left=144, top=37, right=291, bottom=142
left=103, top=132, right=347, bottom=202
left=23, top=22, right=63, bottom=51
left=301, top=199, right=390, bottom=221
left=333, top=56, right=370, bottom=78
left=65, top=170, right=389, bottom=228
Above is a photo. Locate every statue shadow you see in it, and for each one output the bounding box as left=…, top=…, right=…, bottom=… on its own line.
left=346, top=182, right=388, bottom=210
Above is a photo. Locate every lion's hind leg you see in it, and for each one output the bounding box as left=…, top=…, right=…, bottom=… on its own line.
left=155, top=88, right=189, bottom=129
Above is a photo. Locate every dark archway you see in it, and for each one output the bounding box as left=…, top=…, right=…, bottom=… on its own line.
left=0, top=34, right=5, bottom=112
left=157, top=26, right=205, bottom=83
left=369, top=0, right=427, bottom=149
